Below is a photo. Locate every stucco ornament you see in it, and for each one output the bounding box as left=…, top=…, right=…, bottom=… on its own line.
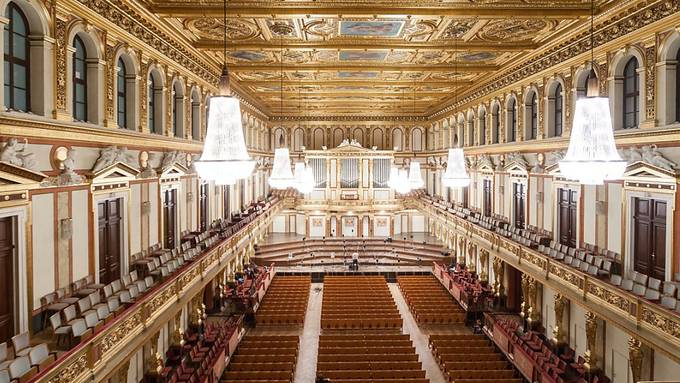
left=0, top=138, right=37, bottom=170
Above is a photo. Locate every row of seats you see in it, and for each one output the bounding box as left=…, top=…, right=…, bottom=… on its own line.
left=322, top=276, right=401, bottom=330
left=611, top=271, right=680, bottom=311
left=397, top=275, right=466, bottom=324
left=255, top=276, right=311, bottom=326
left=48, top=269, right=156, bottom=350
left=430, top=334, right=520, bottom=383
left=317, top=277, right=427, bottom=383
left=165, top=318, right=240, bottom=383
left=539, top=241, right=613, bottom=278
left=0, top=335, right=54, bottom=383
left=222, top=335, right=299, bottom=383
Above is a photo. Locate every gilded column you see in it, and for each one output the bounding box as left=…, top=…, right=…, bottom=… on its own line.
left=584, top=311, right=600, bottom=371
left=537, top=81, right=545, bottom=139
left=53, top=14, right=70, bottom=120
left=520, top=273, right=531, bottom=319
left=492, top=257, right=505, bottom=298
left=644, top=43, right=656, bottom=127
left=553, top=293, right=568, bottom=344
left=103, top=41, right=120, bottom=128
left=166, top=72, right=173, bottom=136
left=628, top=336, right=644, bottom=383
left=564, top=71, right=573, bottom=136
left=516, top=90, right=524, bottom=141
left=117, top=359, right=130, bottom=383
left=139, top=59, right=149, bottom=133
left=528, top=278, right=541, bottom=323
left=479, top=249, right=489, bottom=282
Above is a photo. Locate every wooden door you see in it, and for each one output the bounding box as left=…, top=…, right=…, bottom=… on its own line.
left=633, top=198, right=666, bottom=280
left=0, top=217, right=14, bottom=343
left=199, top=183, right=208, bottom=232
left=558, top=189, right=577, bottom=247
left=98, top=199, right=122, bottom=285
left=164, top=189, right=177, bottom=248
left=483, top=179, right=492, bottom=217
left=513, top=183, right=525, bottom=229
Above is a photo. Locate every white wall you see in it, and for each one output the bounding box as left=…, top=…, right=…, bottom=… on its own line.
left=374, top=216, right=390, bottom=237
left=149, top=182, right=159, bottom=246
left=129, top=184, right=142, bottom=255
left=309, top=215, right=325, bottom=237
left=32, top=194, right=54, bottom=308
left=583, top=185, right=596, bottom=245
left=605, top=324, right=632, bottom=383
left=412, top=215, right=425, bottom=232
left=272, top=215, right=286, bottom=233
left=71, top=190, right=89, bottom=281
left=569, top=303, right=588, bottom=359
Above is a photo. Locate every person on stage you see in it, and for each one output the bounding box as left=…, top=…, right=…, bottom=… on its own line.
left=352, top=252, right=359, bottom=270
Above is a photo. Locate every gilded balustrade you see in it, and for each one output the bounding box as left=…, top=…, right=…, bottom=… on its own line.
left=413, top=198, right=680, bottom=363
left=32, top=202, right=281, bottom=383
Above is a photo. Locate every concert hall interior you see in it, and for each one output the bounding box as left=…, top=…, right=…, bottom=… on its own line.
left=1, top=0, right=680, bottom=382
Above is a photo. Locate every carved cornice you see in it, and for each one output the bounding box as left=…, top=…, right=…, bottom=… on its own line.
left=429, top=0, right=678, bottom=118
left=271, top=115, right=427, bottom=122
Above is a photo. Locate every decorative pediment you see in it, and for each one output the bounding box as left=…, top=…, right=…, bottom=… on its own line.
left=89, top=162, right=140, bottom=185
left=0, top=161, right=46, bottom=195
left=477, top=155, right=495, bottom=172
left=503, top=152, right=529, bottom=174
left=159, top=163, right=188, bottom=180
left=622, top=161, right=678, bottom=191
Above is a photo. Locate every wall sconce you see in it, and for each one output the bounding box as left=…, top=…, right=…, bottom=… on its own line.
left=499, top=185, right=505, bottom=194
left=596, top=200, right=607, bottom=214
left=141, top=201, right=151, bottom=215
left=537, top=192, right=544, bottom=203
left=186, top=192, right=194, bottom=203
left=60, top=218, right=73, bottom=240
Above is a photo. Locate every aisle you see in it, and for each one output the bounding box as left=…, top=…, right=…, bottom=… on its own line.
left=293, top=283, right=323, bottom=383
left=388, top=283, right=447, bottom=383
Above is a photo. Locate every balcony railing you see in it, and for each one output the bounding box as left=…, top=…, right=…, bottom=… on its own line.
left=411, top=197, right=680, bottom=363
left=30, top=200, right=282, bottom=383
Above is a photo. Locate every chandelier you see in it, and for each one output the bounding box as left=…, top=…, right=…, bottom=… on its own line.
left=407, top=161, right=424, bottom=189
left=269, top=148, right=295, bottom=189
left=442, top=148, right=470, bottom=188
left=559, top=0, right=625, bottom=185
left=194, top=0, right=254, bottom=183
left=441, top=40, right=470, bottom=189
left=293, top=162, right=315, bottom=194
left=389, top=165, right=413, bottom=194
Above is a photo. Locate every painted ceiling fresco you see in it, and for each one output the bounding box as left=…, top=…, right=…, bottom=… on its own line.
left=147, top=0, right=617, bottom=116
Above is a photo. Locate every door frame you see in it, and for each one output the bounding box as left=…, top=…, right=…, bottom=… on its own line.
left=552, top=181, right=581, bottom=249
left=92, top=192, right=129, bottom=284
left=0, top=206, right=28, bottom=335
left=625, top=190, right=673, bottom=281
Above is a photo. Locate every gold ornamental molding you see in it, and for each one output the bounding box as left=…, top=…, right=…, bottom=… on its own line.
left=194, top=40, right=538, bottom=51
left=150, top=2, right=598, bottom=18
left=429, top=0, right=679, bottom=118
left=270, top=115, right=427, bottom=122
left=227, top=63, right=498, bottom=73
left=415, top=198, right=680, bottom=363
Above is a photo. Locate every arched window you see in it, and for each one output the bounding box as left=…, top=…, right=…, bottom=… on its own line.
left=554, top=83, right=563, bottom=137
left=116, top=58, right=127, bottom=128
left=149, top=75, right=157, bottom=133
left=528, top=92, right=537, bottom=139
left=492, top=105, right=500, bottom=144
left=479, top=110, right=486, bottom=145
left=191, top=91, right=200, bottom=140
left=4, top=3, right=29, bottom=111
left=72, top=36, right=87, bottom=121
left=623, top=57, right=639, bottom=129
left=508, top=98, right=517, bottom=142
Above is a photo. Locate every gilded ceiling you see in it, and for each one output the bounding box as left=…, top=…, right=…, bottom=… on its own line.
left=145, top=0, right=617, bottom=117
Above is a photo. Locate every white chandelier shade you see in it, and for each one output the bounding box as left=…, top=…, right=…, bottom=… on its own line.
left=268, top=148, right=295, bottom=189
left=558, top=97, right=626, bottom=185
left=388, top=165, right=412, bottom=194
left=293, top=162, right=315, bottom=194
left=194, top=96, right=255, bottom=182
left=395, top=169, right=412, bottom=194
left=442, top=148, right=470, bottom=188
left=407, top=161, right=424, bottom=189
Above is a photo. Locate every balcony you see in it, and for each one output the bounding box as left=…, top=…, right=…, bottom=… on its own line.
left=411, top=196, right=680, bottom=364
